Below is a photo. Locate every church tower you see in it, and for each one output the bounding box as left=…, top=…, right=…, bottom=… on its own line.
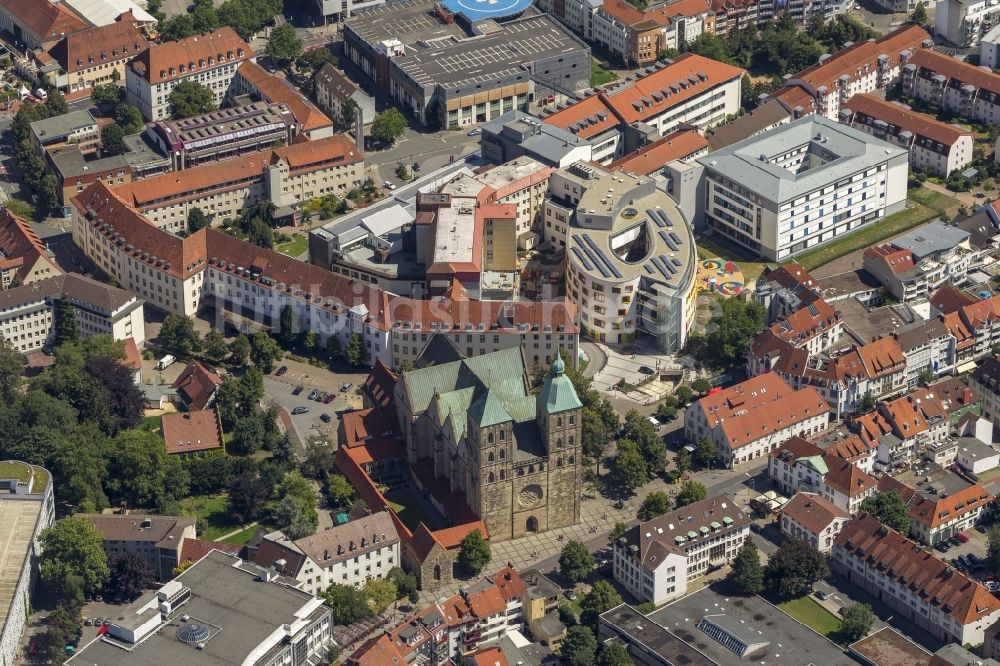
left=537, top=354, right=583, bottom=530
left=468, top=389, right=515, bottom=540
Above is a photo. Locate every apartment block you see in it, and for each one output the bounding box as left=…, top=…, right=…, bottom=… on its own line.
left=314, top=63, right=376, bottom=129
left=879, top=471, right=991, bottom=545
left=612, top=495, right=749, bottom=605
left=862, top=220, right=974, bottom=301
left=937, top=0, right=1000, bottom=47
left=125, top=28, right=254, bottom=121
left=832, top=515, right=1000, bottom=645
left=780, top=492, right=850, bottom=553
left=767, top=436, right=878, bottom=513
left=901, top=48, right=1000, bottom=124
left=591, top=0, right=715, bottom=67
left=970, top=357, right=1000, bottom=427
left=685, top=373, right=830, bottom=467
left=254, top=511, right=401, bottom=595
left=840, top=93, right=974, bottom=177
left=77, top=513, right=196, bottom=580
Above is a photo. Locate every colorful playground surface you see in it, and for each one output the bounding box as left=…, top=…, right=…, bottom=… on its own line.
left=697, top=258, right=745, bottom=297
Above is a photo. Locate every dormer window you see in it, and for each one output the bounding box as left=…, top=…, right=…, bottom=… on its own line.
left=227, top=51, right=234, bottom=59
left=160, top=69, right=167, bottom=78
left=169, top=67, right=175, bottom=75
left=179, top=64, right=186, bottom=73
left=112, top=49, right=118, bottom=58
left=237, top=48, right=245, bottom=57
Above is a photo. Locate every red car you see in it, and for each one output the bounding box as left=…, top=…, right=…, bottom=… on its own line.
left=956, top=532, right=970, bottom=543
left=323, top=393, right=334, bottom=404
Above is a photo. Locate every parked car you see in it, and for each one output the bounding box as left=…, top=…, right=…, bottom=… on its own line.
left=276, top=365, right=288, bottom=376
left=340, top=382, right=353, bottom=392
left=956, top=532, right=970, bottom=543
left=564, top=590, right=577, bottom=601
left=323, top=393, right=335, bottom=404
left=814, top=590, right=830, bottom=601
left=84, top=618, right=93, bottom=626
left=968, top=553, right=982, bottom=567
left=467, top=128, right=482, bottom=136
left=291, top=406, right=310, bottom=415
left=292, top=386, right=304, bottom=395
left=307, top=389, right=320, bottom=400
left=413, top=162, right=421, bottom=172
left=934, top=541, right=951, bottom=553
left=383, top=181, right=397, bottom=190
left=950, top=535, right=963, bottom=546
left=320, top=413, right=332, bottom=423
left=977, top=524, right=989, bottom=534
left=638, top=366, right=654, bottom=375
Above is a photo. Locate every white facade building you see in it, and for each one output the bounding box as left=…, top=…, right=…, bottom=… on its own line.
left=694, top=115, right=909, bottom=261
left=937, top=0, right=1000, bottom=47
left=780, top=492, right=850, bottom=553
left=612, top=495, right=749, bottom=605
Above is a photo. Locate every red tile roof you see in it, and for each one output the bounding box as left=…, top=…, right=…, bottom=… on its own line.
left=161, top=409, right=223, bottom=455
left=608, top=129, right=708, bottom=174
left=865, top=243, right=916, bottom=274
left=48, top=12, right=149, bottom=74
left=349, top=634, right=407, bottom=666
left=171, top=360, right=222, bottom=411
left=123, top=337, right=141, bottom=371
left=835, top=515, right=1000, bottom=625
left=471, top=647, right=508, bottom=666
left=237, top=60, right=332, bottom=133
left=931, top=284, right=976, bottom=315
left=960, top=293, right=1000, bottom=329
left=130, top=27, right=253, bottom=85
left=179, top=538, right=241, bottom=565
left=782, top=492, right=849, bottom=535
left=340, top=407, right=401, bottom=449
left=363, top=358, right=398, bottom=409
left=770, top=296, right=840, bottom=346
left=0, top=0, right=86, bottom=43
left=822, top=456, right=877, bottom=497
left=857, top=337, right=905, bottom=378
left=844, top=93, right=971, bottom=147
left=769, top=435, right=825, bottom=463
left=542, top=95, right=618, bottom=139
left=0, top=207, right=60, bottom=282
left=910, top=48, right=1000, bottom=98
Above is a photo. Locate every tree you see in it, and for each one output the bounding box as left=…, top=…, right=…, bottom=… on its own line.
left=115, top=103, right=144, bottom=134
left=458, top=528, right=491, bottom=575
left=278, top=304, right=298, bottom=346
left=675, top=386, right=694, bottom=405
left=38, top=174, right=59, bottom=211
left=686, top=299, right=765, bottom=368
left=100, top=123, right=127, bottom=156
left=911, top=1, right=927, bottom=23
left=860, top=490, right=911, bottom=535
left=250, top=330, right=283, bottom=373
left=363, top=578, right=397, bottom=613
left=52, top=295, right=79, bottom=347
left=103, top=553, right=156, bottom=602
left=621, top=410, right=666, bottom=473
left=158, top=314, right=201, bottom=359
left=229, top=334, right=251, bottom=365
left=395, top=162, right=411, bottom=181
left=614, top=440, right=649, bottom=492
left=763, top=538, right=829, bottom=600
left=108, top=429, right=168, bottom=507
left=201, top=328, right=228, bottom=364
left=675, top=448, right=692, bottom=476
left=858, top=391, right=877, bottom=413
left=561, top=626, right=597, bottom=666
left=345, top=333, right=364, bottom=367
left=580, top=580, right=622, bottom=628
left=838, top=603, right=875, bottom=643
left=46, top=88, right=68, bottom=115
left=272, top=494, right=318, bottom=539
left=608, top=521, right=628, bottom=545
left=303, top=331, right=318, bottom=354
left=917, top=368, right=935, bottom=387
left=187, top=207, right=209, bottom=234
left=597, top=642, right=632, bottom=666
left=692, top=378, right=712, bottom=394
left=729, top=541, right=764, bottom=596
left=326, top=334, right=342, bottom=362
left=85, top=355, right=144, bottom=432
left=39, top=517, right=109, bottom=595
left=694, top=437, right=716, bottom=469
left=168, top=80, right=216, bottom=119
left=228, top=469, right=273, bottom=523
left=988, top=526, right=1000, bottom=578
left=303, top=436, right=336, bottom=480
left=638, top=492, right=673, bottom=521
left=371, top=108, right=407, bottom=147
left=559, top=540, right=595, bottom=582
left=230, top=412, right=266, bottom=455
left=91, top=83, right=124, bottom=108
left=387, top=566, right=419, bottom=603
left=266, top=24, right=304, bottom=68
left=339, top=97, right=359, bottom=130
left=296, top=46, right=336, bottom=75
left=324, top=583, right=373, bottom=624
left=0, top=336, right=23, bottom=404
left=675, top=480, right=707, bottom=508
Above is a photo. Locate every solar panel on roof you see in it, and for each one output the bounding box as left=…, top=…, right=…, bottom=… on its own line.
left=808, top=304, right=819, bottom=316
left=571, top=247, right=593, bottom=271
left=661, top=232, right=678, bottom=252
left=671, top=258, right=682, bottom=267
left=668, top=231, right=683, bottom=245
left=576, top=238, right=609, bottom=278
left=582, top=234, right=622, bottom=279
left=644, top=264, right=654, bottom=274
left=647, top=208, right=665, bottom=228
left=655, top=209, right=673, bottom=227
left=660, top=255, right=677, bottom=274
left=650, top=256, right=670, bottom=279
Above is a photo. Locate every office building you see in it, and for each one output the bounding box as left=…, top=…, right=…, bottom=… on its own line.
left=694, top=115, right=908, bottom=261
left=125, top=27, right=254, bottom=121
left=840, top=93, right=974, bottom=177
left=480, top=111, right=595, bottom=168
left=0, top=462, right=53, bottom=666
left=343, top=0, right=590, bottom=128
left=46, top=12, right=149, bottom=95
left=612, top=495, right=750, bottom=605
left=78, top=513, right=197, bottom=580
left=65, top=550, right=335, bottom=666
left=545, top=162, right=698, bottom=352
left=780, top=492, right=850, bottom=553
left=0, top=273, right=144, bottom=353
left=29, top=109, right=101, bottom=156
left=232, top=61, right=334, bottom=139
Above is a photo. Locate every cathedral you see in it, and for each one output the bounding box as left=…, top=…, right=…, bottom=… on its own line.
left=394, top=347, right=583, bottom=541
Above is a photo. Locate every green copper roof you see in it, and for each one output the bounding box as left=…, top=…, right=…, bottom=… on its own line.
left=469, top=389, right=513, bottom=427
left=800, top=455, right=828, bottom=476
left=536, top=356, right=582, bottom=414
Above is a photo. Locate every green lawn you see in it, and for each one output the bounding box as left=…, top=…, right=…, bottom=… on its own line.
left=384, top=488, right=436, bottom=531
left=140, top=415, right=162, bottom=436
left=180, top=493, right=243, bottom=541
left=0, top=461, right=32, bottom=484
left=277, top=235, right=309, bottom=257
left=220, top=524, right=264, bottom=545
left=695, top=234, right=771, bottom=285
left=795, top=188, right=961, bottom=272
left=590, top=61, right=617, bottom=87
left=778, top=596, right=841, bottom=639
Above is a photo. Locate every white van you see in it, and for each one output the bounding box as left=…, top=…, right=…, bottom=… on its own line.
left=34, top=88, right=47, bottom=100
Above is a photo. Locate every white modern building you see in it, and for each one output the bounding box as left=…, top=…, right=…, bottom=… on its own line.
left=66, top=550, right=335, bottom=666
left=862, top=220, right=974, bottom=302
left=612, top=495, right=749, bottom=605
left=694, top=115, right=908, bottom=261
left=0, top=462, right=54, bottom=666
left=125, top=27, right=254, bottom=121
left=253, top=511, right=401, bottom=596
left=0, top=274, right=145, bottom=353
left=983, top=24, right=1000, bottom=68
left=545, top=162, right=697, bottom=352
left=936, top=0, right=1000, bottom=47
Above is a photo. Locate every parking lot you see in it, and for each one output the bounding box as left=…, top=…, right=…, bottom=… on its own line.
left=263, top=359, right=367, bottom=448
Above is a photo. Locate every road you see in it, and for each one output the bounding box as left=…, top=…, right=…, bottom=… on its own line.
left=366, top=129, right=482, bottom=187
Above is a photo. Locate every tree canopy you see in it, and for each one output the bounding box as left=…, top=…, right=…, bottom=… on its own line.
left=458, top=528, right=491, bottom=575
left=562, top=626, right=598, bottom=666
left=728, top=541, right=764, bottom=596
left=686, top=298, right=765, bottom=368
left=39, top=517, right=109, bottom=595
left=637, top=491, right=673, bottom=521
left=158, top=314, right=201, bottom=359
left=371, top=108, right=407, bottom=146
left=860, top=490, right=911, bottom=535
left=265, top=24, right=304, bottom=67
left=559, top=540, right=595, bottom=582
left=580, top=580, right=622, bottom=628
left=838, top=603, right=875, bottom=643
left=169, top=80, right=216, bottom=119
left=324, top=583, right=373, bottom=624
left=763, top=538, right=829, bottom=600
left=674, top=480, right=707, bottom=508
